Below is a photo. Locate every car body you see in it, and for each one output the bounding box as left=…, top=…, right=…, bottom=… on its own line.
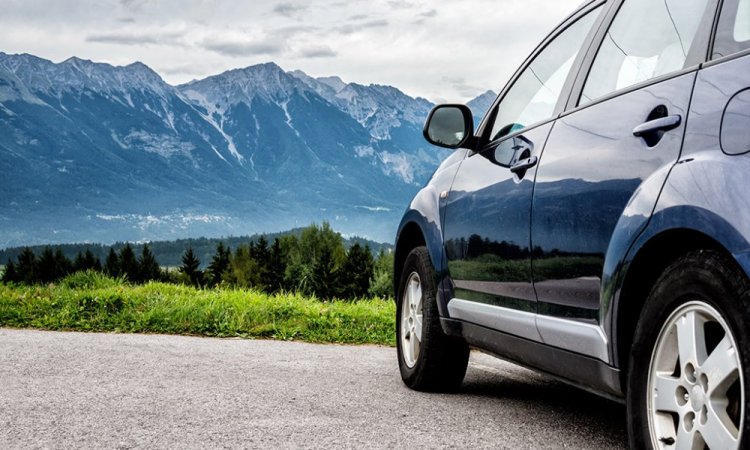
left=394, top=0, right=750, bottom=448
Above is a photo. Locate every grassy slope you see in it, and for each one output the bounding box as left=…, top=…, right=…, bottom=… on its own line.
left=0, top=273, right=396, bottom=345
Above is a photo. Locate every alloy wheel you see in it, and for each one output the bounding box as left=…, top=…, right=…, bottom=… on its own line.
left=400, top=271, right=423, bottom=368
left=647, top=301, right=744, bottom=449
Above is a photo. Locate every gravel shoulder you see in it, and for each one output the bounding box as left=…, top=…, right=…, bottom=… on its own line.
left=0, top=328, right=627, bottom=449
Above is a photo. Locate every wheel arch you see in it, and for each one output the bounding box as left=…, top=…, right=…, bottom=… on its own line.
left=394, top=220, right=427, bottom=299
left=613, top=227, right=738, bottom=390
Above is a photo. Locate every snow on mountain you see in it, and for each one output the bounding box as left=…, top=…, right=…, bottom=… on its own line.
left=0, top=51, right=244, bottom=167
left=180, top=65, right=445, bottom=188
left=0, top=53, right=491, bottom=247
left=181, top=63, right=307, bottom=109
left=285, top=69, right=448, bottom=189
left=289, top=70, right=433, bottom=141
left=0, top=52, right=169, bottom=100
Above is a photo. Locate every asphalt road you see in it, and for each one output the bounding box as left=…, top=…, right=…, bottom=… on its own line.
left=0, top=328, right=628, bottom=449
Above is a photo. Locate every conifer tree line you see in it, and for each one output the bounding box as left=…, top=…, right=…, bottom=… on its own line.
left=1, top=223, right=394, bottom=300
left=2, top=244, right=164, bottom=285
left=0, top=229, right=391, bottom=268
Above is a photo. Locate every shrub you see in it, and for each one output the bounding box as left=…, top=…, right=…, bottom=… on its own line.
left=59, top=270, right=124, bottom=290
left=369, top=250, right=394, bottom=299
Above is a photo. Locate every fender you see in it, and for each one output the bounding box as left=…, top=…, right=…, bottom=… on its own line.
left=394, top=187, right=451, bottom=317
left=605, top=150, right=750, bottom=366
left=395, top=192, right=443, bottom=274
left=394, top=148, right=468, bottom=316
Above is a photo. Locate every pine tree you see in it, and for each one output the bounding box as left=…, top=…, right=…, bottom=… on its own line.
left=180, top=247, right=202, bottom=287
left=71, top=250, right=98, bottom=274
left=104, top=248, right=120, bottom=277
left=37, top=247, right=57, bottom=284
left=312, top=244, right=340, bottom=299
left=225, top=245, right=253, bottom=287
left=207, top=242, right=230, bottom=286
left=54, top=249, right=72, bottom=279
left=138, top=244, right=161, bottom=283
left=75, top=249, right=101, bottom=272
left=277, top=235, right=298, bottom=292
left=119, top=244, right=138, bottom=282
left=268, top=238, right=286, bottom=292
left=253, top=236, right=270, bottom=262
left=73, top=252, right=87, bottom=272
left=341, top=243, right=374, bottom=299
left=16, top=247, right=37, bottom=284
left=369, top=249, right=395, bottom=298
left=284, top=222, right=345, bottom=298
left=85, top=249, right=102, bottom=272
left=252, top=236, right=271, bottom=291
left=2, top=259, right=18, bottom=283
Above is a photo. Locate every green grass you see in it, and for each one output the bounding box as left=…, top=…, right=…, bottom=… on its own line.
left=0, top=272, right=396, bottom=345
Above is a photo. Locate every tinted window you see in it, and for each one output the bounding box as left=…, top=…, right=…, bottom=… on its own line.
left=580, top=0, right=710, bottom=104
left=489, top=7, right=600, bottom=142
left=713, top=0, right=750, bottom=59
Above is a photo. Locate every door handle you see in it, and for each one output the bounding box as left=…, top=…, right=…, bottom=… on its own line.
left=632, top=114, right=682, bottom=137
left=510, top=155, right=538, bottom=174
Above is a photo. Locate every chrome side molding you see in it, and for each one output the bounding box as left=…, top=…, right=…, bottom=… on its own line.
left=447, top=299, right=610, bottom=363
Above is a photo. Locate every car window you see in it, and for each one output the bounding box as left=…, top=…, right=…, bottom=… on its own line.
left=580, top=0, right=710, bottom=105
left=488, top=6, right=601, bottom=143
left=713, top=0, right=750, bottom=59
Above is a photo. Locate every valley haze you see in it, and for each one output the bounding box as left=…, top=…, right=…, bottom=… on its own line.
left=0, top=52, right=496, bottom=248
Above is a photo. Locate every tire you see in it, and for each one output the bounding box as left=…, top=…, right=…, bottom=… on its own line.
left=396, top=246, right=469, bottom=392
left=627, top=250, right=750, bottom=449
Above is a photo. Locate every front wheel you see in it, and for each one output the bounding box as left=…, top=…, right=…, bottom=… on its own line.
left=627, top=250, right=750, bottom=449
left=396, top=246, right=469, bottom=392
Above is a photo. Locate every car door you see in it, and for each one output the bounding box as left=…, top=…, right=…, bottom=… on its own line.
left=530, top=0, right=716, bottom=361
left=442, top=3, right=604, bottom=340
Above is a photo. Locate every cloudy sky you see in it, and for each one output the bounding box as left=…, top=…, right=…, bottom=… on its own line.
left=0, top=0, right=581, bottom=102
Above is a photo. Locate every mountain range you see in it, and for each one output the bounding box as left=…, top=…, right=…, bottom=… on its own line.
left=0, top=52, right=496, bottom=247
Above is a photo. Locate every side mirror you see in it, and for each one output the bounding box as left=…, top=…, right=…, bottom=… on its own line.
left=423, top=104, right=474, bottom=149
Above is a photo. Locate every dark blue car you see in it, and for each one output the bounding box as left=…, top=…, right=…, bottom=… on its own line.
left=394, top=0, right=750, bottom=447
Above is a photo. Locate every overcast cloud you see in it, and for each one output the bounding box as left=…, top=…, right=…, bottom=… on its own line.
left=0, top=0, right=581, bottom=102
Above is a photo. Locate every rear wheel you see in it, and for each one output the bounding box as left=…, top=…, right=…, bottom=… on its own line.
left=627, top=250, right=750, bottom=449
left=396, top=246, right=469, bottom=392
